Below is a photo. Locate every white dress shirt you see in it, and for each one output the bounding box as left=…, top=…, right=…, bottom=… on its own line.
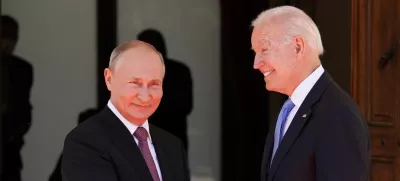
left=107, top=100, right=163, bottom=180
left=283, top=65, right=325, bottom=136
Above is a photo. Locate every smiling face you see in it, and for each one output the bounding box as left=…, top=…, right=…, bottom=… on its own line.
left=251, top=24, right=305, bottom=95
left=104, top=44, right=164, bottom=125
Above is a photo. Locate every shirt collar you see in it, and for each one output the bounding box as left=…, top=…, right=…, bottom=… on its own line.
left=290, top=65, right=325, bottom=107
left=107, top=100, right=152, bottom=142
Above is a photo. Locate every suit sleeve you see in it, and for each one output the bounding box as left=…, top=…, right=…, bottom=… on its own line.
left=315, top=112, right=370, bottom=181
left=61, top=132, right=118, bottom=181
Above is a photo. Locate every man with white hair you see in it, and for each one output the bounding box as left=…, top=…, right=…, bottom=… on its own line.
left=251, top=6, right=370, bottom=181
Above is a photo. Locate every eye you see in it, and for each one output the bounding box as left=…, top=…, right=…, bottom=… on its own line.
left=261, top=48, right=268, bottom=54
left=128, top=80, right=141, bottom=86
left=150, top=82, right=161, bottom=87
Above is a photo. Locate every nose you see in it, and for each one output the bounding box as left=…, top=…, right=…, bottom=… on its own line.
left=138, top=87, right=151, bottom=103
left=253, top=54, right=264, bottom=69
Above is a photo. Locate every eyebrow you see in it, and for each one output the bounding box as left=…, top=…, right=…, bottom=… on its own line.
left=150, top=79, right=162, bottom=83
left=260, top=39, right=271, bottom=47
left=250, top=39, right=272, bottom=51
left=130, top=77, right=162, bottom=82
left=130, top=77, right=141, bottom=81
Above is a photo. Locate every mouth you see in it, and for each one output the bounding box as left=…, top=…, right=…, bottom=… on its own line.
left=133, top=103, right=151, bottom=108
left=263, top=70, right=275, bottom=77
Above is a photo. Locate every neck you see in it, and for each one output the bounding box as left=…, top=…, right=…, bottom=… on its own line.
left=285, top=60, right=320, bottom=97
left=125, top=116, right=146, bottom=126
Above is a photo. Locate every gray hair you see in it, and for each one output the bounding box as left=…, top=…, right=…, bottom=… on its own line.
left=109, top=40, right=165, bottom=71
left=251, top=6, right=324, bottom=55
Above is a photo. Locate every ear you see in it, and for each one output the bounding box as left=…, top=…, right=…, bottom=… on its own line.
left=293, top=36, right=305, bottom=56
left=104, top=68, right=113, bottom=91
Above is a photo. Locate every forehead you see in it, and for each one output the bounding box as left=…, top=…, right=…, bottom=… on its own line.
left=115, top=47, right=164, bottom=79
left=251, top=25, right=283, bottom=47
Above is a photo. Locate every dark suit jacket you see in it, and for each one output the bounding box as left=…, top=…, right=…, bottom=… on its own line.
left=61, top=107, right=190, bottom=181
left=261, top=72, right=370, bottom=181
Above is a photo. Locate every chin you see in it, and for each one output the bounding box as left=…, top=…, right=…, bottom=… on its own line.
left=265, top=83, right=278, bottom=93
left=265, top=82, right=272, bottom=90
left=129, top=111, right=150, bottom=119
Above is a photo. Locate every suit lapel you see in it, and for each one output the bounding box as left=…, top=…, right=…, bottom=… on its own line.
left=268, top=108, right=312, bottom=181
left=267, top=72, right=332, bottom=181
left=150, top=125, right=174, bottom=181
left=99, top=108, right=153, bottom=181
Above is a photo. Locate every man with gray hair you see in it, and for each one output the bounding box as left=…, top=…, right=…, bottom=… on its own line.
left=61, top=40, right=190, bottom=181
left=251, top=6, right=370, bottom=181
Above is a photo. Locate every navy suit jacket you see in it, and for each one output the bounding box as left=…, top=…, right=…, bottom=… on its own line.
left=261, top=72, right=370, bottom=181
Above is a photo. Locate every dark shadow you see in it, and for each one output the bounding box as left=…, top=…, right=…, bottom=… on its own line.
left=1, top=15, right=34, bottom=181
left=48, top=108, right=100, bottom=181
left=137, top=29, right=193, bottom=153
left=219, top=1, right=271, bottom=180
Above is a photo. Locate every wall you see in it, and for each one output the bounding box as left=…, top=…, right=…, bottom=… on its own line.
left=117, top=0, right=221, bottom=180
left=2, top=0, right=97, bottom=180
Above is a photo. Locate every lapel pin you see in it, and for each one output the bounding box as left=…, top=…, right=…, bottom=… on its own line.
left=302, top=114, right=307, bottom=118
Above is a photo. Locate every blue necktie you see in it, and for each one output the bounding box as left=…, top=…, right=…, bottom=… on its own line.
left=271, top=98, right=295, bottom=164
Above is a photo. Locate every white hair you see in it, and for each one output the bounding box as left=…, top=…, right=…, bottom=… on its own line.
left=251, top=6, right=324, bottom=55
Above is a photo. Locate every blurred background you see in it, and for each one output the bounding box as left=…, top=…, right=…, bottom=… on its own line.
left=1, top=0, right=399, bottom=181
